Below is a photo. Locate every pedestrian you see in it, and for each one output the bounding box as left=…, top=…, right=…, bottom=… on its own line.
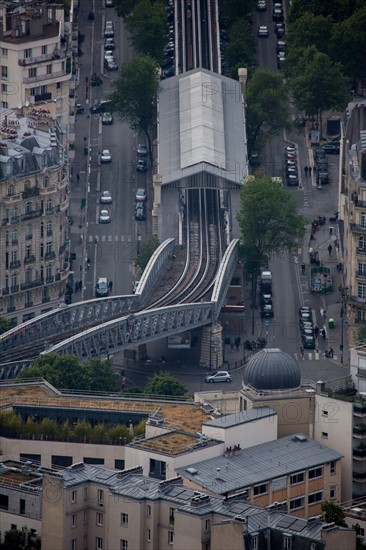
left=329, top=347, right=334, bottom=358
left=304, top=166, right=309, bottom=177
left=230, top=339, right=235, bottom=352
left=78, top=281, right=82, bottom=291
left=308, top=166, right=312, bottom=177
left=300, top=346, right=304, bottom=359
left=314, top=325, right=319, bottom=337
left=328, top=243, right=333, bottom=256
left=321, top=328, right=326, bottom=340
left=75, top=280, right=79, bottom=292
left=108, top=280, right=113, bottom=291
left=235, top=337, right=241, bottom=352
left=76, top=173, right=80, bottom=184
left=301, top=263, right=305, bottom=275
left=322, top=310, right=327, bottom=320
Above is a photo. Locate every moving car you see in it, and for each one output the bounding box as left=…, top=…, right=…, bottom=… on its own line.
left=135, top=201, right=146, bottom=221
left=257, top=25, right=269, bottom=37
left=137, top=144, right=148, bottom=157
left=101, top=149, right=112, bottom=163
left=256, top=0, right=266, bottom=10
left=96, top=277, right=109, bottom=297
left=136, top=188, right=147, bottom=201
left=205, top=371, right=232, bottom=383
left=91, top=74, right=103, bottom=86
left=136, top=159, right=147, bottom=172
left=100, top=190, right=112, bottom=204
left=102, top=112, right=113, bottom=125
left=99, top=209, right=111, bottom=224
left=90, top=100, right=112, bottom=114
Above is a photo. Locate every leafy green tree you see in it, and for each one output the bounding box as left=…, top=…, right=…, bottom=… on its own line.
left=2, top=528, right=26, bottom=549
left=224, top=18, right=256, bottom=79
left=135, top=235, right=160, bottom=271
left=115, top=0, right=139, bottom=18
left=83, top=358, right=119, bottom=392
left=237, top=174, right=306, bottom=314
left=125, top=0, right=169, bottom=63
left=108, top=54, right=160, bottom=157
left=290, top=47, right=349, bottom=132
left=0, top=316, right=12, bottom=335
left=331, top=7, right=366, bottom=80
left=355, top=325, right=366, bottom=344
left=145, top=371, right=187, bottom=397
left=220, top=0, right=256, bottom=22
left=288, top=0, right=361, bottom=24
left=73, top=419, right=93, bottom=440
left=286, top=13, right=334, bottom=56
left=321, top=500, right=347, bottom=526
left=246, top=69, right=291, bottom=157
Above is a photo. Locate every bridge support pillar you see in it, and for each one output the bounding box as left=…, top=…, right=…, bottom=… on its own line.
left=200, top=324, right=223, bottom=370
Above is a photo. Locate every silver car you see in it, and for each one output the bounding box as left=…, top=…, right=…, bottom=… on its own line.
left=99, top=209, right=111, bottom=224
left=100, top=191, right=112, bottom=204
left=205, top=371, right=232, bottom=383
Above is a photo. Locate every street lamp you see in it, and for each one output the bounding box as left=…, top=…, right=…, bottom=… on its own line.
left=340, top=305, right=344, bottom=364
left=137, top=232, right=142, bottom=256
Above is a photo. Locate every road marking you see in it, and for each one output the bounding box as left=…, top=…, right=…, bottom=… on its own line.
left=108, top=235, right=112, bottom=242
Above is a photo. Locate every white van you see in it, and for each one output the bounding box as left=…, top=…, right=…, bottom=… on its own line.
left=96, top=277, right=109, bottom=297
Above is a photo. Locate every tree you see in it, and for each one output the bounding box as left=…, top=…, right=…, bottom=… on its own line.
left=220, top=0, right=256, bottom=22
left=237, top=175, right=306, bottom=328
left=125, top=0, right=169, bottom=64
left=145, top=371, right=187, bottom=396
left=287, top=0, right=361, bottom=24
left=17, top=354, right=119, bottom=392
left=108, top=54, right=160, bottom=157
left=135, top=235, right=160, bottom=271
left=286, top=13, right=334, bottom=57
left=321, top=500, right=347, bottom=527
left=246, top=69, right=291, bottom=157
left=355, top=324, right=366, bottom=344
left=224, top=18, right=256, bottom=79
left=115, top=0, right=138, bottom=18
left=330, top=7, right=366, bottom=80
left=290, top=47, right=349, bottom=132
left=0, top=316, right=12, bottom=335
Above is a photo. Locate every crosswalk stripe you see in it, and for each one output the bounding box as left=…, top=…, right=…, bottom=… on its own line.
left=88, top=235, right=134, bottom=243
left=102, top=235, right=106, bottom=242
left=108, top=235, right=112, bottom=242
left=294, top=352, right=338, bottom=361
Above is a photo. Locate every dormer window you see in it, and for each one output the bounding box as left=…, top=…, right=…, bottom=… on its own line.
left=7, top=184, right=15, bottom=196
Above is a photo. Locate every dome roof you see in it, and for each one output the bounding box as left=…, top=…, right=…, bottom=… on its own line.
left=243, top=348, right=301, bottom=391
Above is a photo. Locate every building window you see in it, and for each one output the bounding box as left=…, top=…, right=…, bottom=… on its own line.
left=11, top=250, right=18, bottom=263
left=308, top=491, right=323, bottom=504
left=290, top=472, right=304, bottom=485
left=47, top=64, right=52, bottom=75
left=1, top=66, right=8, bottom=78
left=72, top=540, right=77, bottom=550
left=71, top=490, right=77, bottom=503
left=44, top=176, right=49, bottom=188
left=11, top=273, right=18, bottom=288
left=168, top=531, right=174, bottom=545
left=83, top=487, right=88, bottom=501
left=121, top=513, right=128, bottom=526
left=251, top=535, right=258, bottom=550
left=2, top=48, right=8, bottom=56
left=253, top=483, right=268, bottom=496
left=46, top=242, right=52, bottom=255
left=26, top=224, right=32, bottom=240
left=330, top=461, right=336, bottom=474
left=359, top=236, right=366, bottom=252
left=96, top=512, right=103, bottom=526
left=96, top=538, right=103, bottom=550
left=1, top=101, right=8, bottom=108
left=205, top=518, right=210, bottom=531
left=357, top=308, right=366, bottom=323
left=321, top=432, right=328, bottom=439
left=358, top=283, right=366, bottom=299
left=7, top=184, right=14, bottom=196
left=83, top=511, right=87, bottom=525
left=29, top=68, right=37, bottom=79
left=42, top=45, right=48, bottom=55
left=169, top=507, right=175, bottom=524
left=289, top=497, right=305, bottom=510
left=330, top=486, right=336, bottom=499
left=2, top=83, right=7, bottom=93
left=146, top=528, right=151, bottom=542
left=11, top=230, right=18, bottom=244
left=24, top=48, right=32, bottom=59
left=146, top=504, right=151, bottom=517
left=359, top=262, right=366, bottom=276
left=283, top=535, right=292, bottom=549
left=19, top=499, right=25, bottom=515
left=72, top=514, right=77, bottom=528
left=25, top=202, right=32, bottom=215
left=120, top=541, right=128, bottom=550
left=361, top=212, right=366, bottom=228
left=0, top=494, right=9, bottom=510
left=97, top=489, right=104, bottom=506
left=25, top=268, right=32, bottom=283
left=309, top=467, right=323, bottom=479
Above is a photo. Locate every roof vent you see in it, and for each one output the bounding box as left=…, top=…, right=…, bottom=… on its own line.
left=186, top=467, right=198, bottom=475
left=69, top=462, right=85, bottom=471
left=351, top=507, right=363, bottom=515
left=116, top=466, right=143, bottom=479
left=293, top=434, right=307, bottom=442
left=308, top=515, right=323, bottom=524
left=190, top=493, right=210, bottom=507
left=234, top=515, right=247, bottom=524
left=321, top=522, right=335, bottom=530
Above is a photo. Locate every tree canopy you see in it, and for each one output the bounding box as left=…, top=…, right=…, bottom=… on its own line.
left=285, top=13, right=334, bottom=57
left=330, top=6, right=366, bottom=80
left=321, top=500, right=347, bottom=527
left=224, top=18, right=256, bottom=79
left=290, top=47, right=349, bottom=118
left=145, top=371, right=187, bottom=397
left=108, top=54, right=160, bottom=155
left=0, top=316, right=12, bottom=335
left=237, top=174, right=306, bottom=274
left=17, top=354, right=119, bottom=392
left=135, top=235, right=160, bottom=271
left=125, top=0, right=169, bottom=64
left=115, top=0, right=138, bottom=18
left=246, top=69, right=291, bottom=156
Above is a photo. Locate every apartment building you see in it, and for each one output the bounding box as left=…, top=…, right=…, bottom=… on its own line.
left=340, top=100, right=366, bottom=332
left=0, top=460, right=356, bottom=550
left=0, top=1, right=73, bottom=128
left=0, top=112, right=70, bottom=324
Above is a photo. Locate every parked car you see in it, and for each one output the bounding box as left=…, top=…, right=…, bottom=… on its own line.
left=273, top=8, right=284, bottom=21
left=104, top=38, right=115, bottom=51
left=136, top=159, right=147, bottom=172
left=300, top=311, right=312, bottom=323
left=135, top=201, right=146, bottom=221
left=102, top=112, right=113, bottom=125
left=277, top=51, right=286, bottom=68
left=301, top=321, right=313, bottom=331
left=76, top=104, right=84, bottom=114
left=90, top=100, right=112, bottom=114
left=258, top=25, right=269, bottom=37
left=277, top=40, right=286, bottom=53
left=137, top=144, right=148, bottom=157
left=100, top=190, right=112, bottom=204
left=101, top=149, right=112, bottom=163
left=91, top=74, right=103, bottom=86
left=256, top=0, right=266, bottom=10
left=299, top=306, right=312, bottom=315
left=136, top=188, right=147, bottom=201
left=260, top=293, right=272, bottom=306
left=205, top=371, right=232, bottom=383
left=287, top=174, right=299, bottom=186
left=162, top=67, right=175, bottom=79
left=317, top=170, right=329, bottom=185
left=105, top=59, right=118, bottom=71
left=322, top=143, right=339, bottom=155
left=105, top=0, right=114, bottom=7
left=303, top=335, right=315, bottom=349
left=261, top=304, right=274, bottom=318
left=275, top=23, right=285, bottom=38
left=99, top=209, right=111, bottom=223
left=104, top=22, right=114, bottom=38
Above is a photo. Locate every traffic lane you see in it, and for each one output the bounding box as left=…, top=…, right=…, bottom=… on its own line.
left=254, top=5, right=279, bottom=70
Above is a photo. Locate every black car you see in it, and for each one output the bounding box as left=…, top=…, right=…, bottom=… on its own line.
left=136, top=159, right=147, bottom=172
left=276, top=40, right=286, bottom=53
left=261, top=304, right=274, bottom=318
left=135, top=201, right=146, bottom=221
left=91, top=74, right=103, bottom=87
left=322, top=143, right=339, bottom=155
left=317, top=170, right=329, bottom=184
left=90, top=100, right=112, bottom=114
left=162, top=67, right=175, bottom=79
left=260, top=294, right=272, bottom=306
left=75, top=104, right=84, bottom=114
left=275, top=23, right=285, bottom=38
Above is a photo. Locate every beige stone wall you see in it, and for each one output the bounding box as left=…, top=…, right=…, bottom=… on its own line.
left=211, top=521, right=245, bottom=550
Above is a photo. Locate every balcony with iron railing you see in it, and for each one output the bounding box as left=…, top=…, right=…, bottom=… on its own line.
left=353, top=425, right=366, bottom=437
left=7, top=239, right=18, bottom=246
left=22, top=210, right=42, bottom=222
left=44, top=251, right=56, bottom=260
left=356, top=248, right=366, bottom=255
left=356, top=271, right=366, bottom=279
left=23, top=68, right=70, bottom=85
left=46, top=276, right=54, bottom=284
left=351, top=224, right=366, bottom=234
left=22, top=187, right=40, bottom=199
left=354, top=403, right=366, bottom=416
left=354, top=200, right=366, bottom=209
left=18, top=50, right=67, bottom=67
left=42, top=296, right=51, bottom=303
left=9, top=260, right=21, bottom=269
left=10, top=285, right=19, bottom=293
left=21, top=279, right=44, bottom=291
left=24, top=255, right=36, bottom=264
left=2, top=288, right=9, bottom=296
left=24, top=301, right=33, bottom=308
